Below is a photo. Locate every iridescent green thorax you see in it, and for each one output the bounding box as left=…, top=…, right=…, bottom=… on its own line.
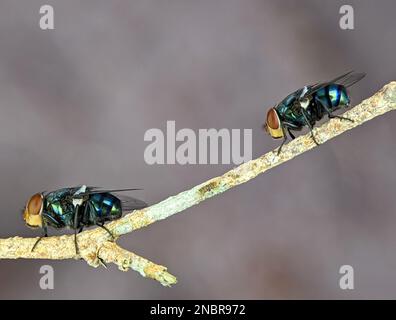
left=275, top=88, right=308, bottom=127
left=43, top=187, right=79, bottom=228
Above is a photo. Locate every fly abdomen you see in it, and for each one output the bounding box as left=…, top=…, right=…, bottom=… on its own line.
left=88, top=193, right=123, bottom=222
left=314, top=84, right=350, bottom=112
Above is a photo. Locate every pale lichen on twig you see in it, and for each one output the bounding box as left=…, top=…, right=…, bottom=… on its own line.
left=0, top=81, right=395, bottom=287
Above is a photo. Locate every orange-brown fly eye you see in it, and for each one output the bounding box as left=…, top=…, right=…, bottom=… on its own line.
left=266, top=108, right=279, bottom=130
left=27, top=193, right=43, bottom=215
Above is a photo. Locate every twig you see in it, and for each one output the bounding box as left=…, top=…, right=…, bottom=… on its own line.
left=0, top=81, right=395, bottom=287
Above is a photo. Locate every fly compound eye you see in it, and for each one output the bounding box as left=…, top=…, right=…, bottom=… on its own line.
left=265, top=108, right=284, bottom=139
left=27, top=193, right=43, bottom=216
left=266, top=108, right=279, bottom=130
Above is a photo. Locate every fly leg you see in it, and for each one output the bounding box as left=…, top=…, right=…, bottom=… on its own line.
left=276, top=126, right=288, bottom=155
left=96, top=223, right=115, bottom=241
left=277, top=126, right=298, bottom=155
left=31, top=225, right=48, bottom=252
left=320, top=102, right=354, bottom=122
left=83, top=203, right=110, bottom=268
left=301, top=109, right=320, bottom=146
left=287, top=128, right=296, bottom=140
left=73, top=205, right=80, bottom=255
left=328, top=113, right=353, bottom=122
left=87, top=202, right=115, bottom=241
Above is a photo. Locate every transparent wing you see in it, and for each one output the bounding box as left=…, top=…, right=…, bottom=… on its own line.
left=304, top=71, right=366, bottom=98
left=118, top=194, right=148, bottom=212
left=336, top=72, right=366, bottom=88
left=82, top=187, right=143, bottom=195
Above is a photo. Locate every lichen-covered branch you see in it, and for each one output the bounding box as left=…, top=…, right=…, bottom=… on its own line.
left=0, top=81, right=395, bottom=287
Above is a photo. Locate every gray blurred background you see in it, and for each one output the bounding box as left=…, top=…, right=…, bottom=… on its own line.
left=0, top=0, right=395, bottom=299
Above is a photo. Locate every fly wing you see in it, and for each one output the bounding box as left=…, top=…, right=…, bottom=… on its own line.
left=117, top=194, right=148, bottom=212
left=303, top=71, right=366, bottom=98
left=81, top=187, right=143, bottom=195
left=336, top=72, right=366, bottom=88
